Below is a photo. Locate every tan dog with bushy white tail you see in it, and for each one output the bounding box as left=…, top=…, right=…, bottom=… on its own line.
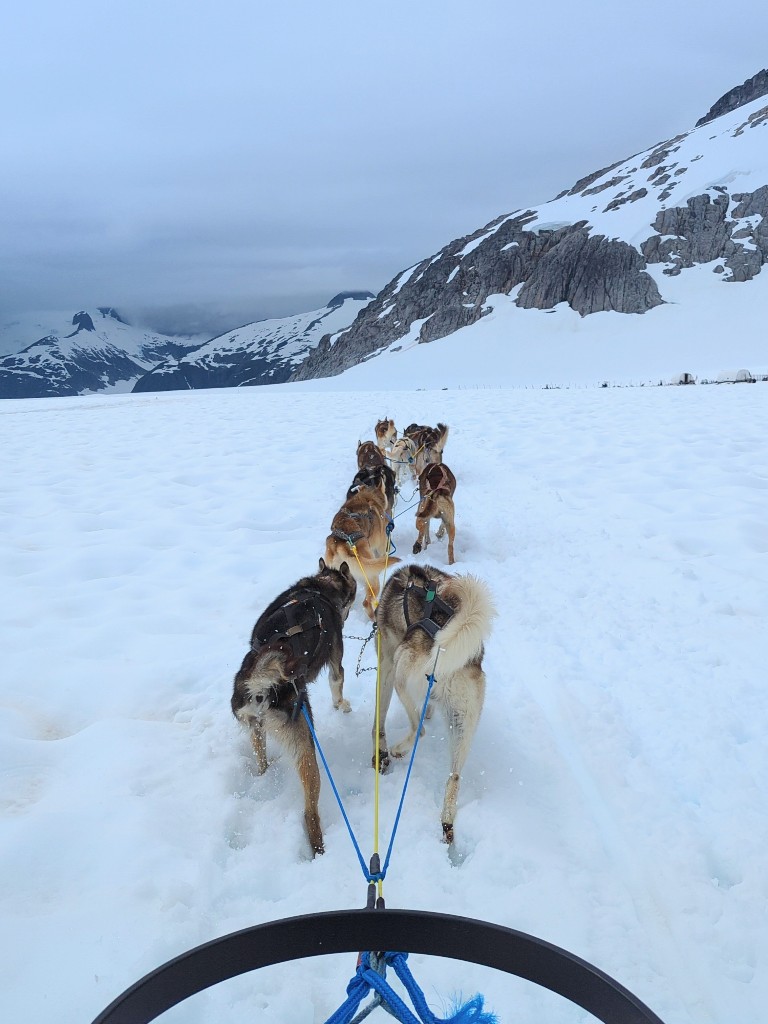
left=372, top=563, right=495, bottom=844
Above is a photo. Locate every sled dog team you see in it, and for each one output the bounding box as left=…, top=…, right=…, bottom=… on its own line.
left=231, top=419, right=496, bottom=855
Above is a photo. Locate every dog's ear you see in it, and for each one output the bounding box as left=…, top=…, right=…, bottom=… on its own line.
left=339, top=561, right=351, bottom=580
left=318, top=557, right=327, bottom=572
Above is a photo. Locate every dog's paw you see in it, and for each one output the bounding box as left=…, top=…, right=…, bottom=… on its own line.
left=390, top=737, right=415, bottom=759
left=246, top=755, right=271, bottom=777
left=335, top=698, right=352, bottom=713
left=373, top=750, right=390, bottom=773
left=412, top=542, right=422, bottom=554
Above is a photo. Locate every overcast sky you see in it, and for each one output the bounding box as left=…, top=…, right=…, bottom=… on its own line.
left=2, top=1, right=766, bottom=334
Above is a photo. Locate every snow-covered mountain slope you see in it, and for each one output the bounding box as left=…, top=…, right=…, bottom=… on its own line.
left=132, top=292, right=373, bottom=392
left=521, top=93, right=768, bottom=265
left=0, top=309, right=204, bottom=399
left=293, top=75, right=768, bottom=381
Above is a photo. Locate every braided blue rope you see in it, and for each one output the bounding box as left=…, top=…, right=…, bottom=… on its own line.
left=324, top=951, right=497, bottom=1024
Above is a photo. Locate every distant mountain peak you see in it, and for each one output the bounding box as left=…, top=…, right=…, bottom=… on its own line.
left=67, top=311, right=96, bottom=336
left=327, top=291, right=375, bottom=308
left=696, top=68, right=768, bottom=127
left=97, top=307, right=128, bottom=324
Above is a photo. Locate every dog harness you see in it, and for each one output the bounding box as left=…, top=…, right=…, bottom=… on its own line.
left=402, top=578, right=455, bottom=639
left=250, top=587, right=332, bottom=663
left=250, top=588, right=336, bottom=720
left=331, top=509, right=376, bottom=547
left=421, top=463, right=453, bottom=497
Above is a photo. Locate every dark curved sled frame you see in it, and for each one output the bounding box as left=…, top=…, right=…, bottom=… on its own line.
left=91, top=908, right=665, bottom=1023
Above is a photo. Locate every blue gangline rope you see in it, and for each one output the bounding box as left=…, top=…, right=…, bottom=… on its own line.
left=303, top=651, right=497, bottom=1024
left=300, top=664, right=437, bottom=884
left=301, top=705, right=373, bottom=881
left=324, top=951, right=498, bottom=1024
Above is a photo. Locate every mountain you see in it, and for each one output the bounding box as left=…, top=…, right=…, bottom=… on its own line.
left=131, top=292, right=374, bottom=393
left=0, top=308, right=202, bottom=399
left=0, top=295, right=372, bottom=400
left=292, top=72, right=768, bottom=381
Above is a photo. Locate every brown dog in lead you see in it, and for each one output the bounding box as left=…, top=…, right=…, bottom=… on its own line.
left=372, top=563, right=495, bottom=844
left=231, top=559, right=357, bottom=856
left=403, top=422, right=449, bottom=479
left=324, top=478, right=400, bottom=619
left=413, top=462, right=457, bottom=564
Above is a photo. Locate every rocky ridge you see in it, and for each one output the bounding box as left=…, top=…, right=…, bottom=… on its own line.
left=131, top=292, right=373, bottom=393
left=292, top=72, right=768, bottom=381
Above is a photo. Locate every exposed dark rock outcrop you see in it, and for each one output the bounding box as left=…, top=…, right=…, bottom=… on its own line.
left=516, top=230, right=662, bottom=315
left=642, top=186, right=768, bottom=280
left=696, top=69, right=768, bottom=127
left=66, top=311, right=96, bottom=336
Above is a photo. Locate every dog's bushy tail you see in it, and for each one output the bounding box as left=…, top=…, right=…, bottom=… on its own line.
left=433, top=422, right=449, bottom=455
left=398, top=575, right=496, bottom=682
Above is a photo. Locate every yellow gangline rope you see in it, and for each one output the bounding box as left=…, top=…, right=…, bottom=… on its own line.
left=349, top=495, right=398, bottom=900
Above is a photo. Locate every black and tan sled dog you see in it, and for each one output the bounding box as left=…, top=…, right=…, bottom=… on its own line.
left=373, top=563, right=495, bottom=844
left=231, top=559, right=356, bottom=856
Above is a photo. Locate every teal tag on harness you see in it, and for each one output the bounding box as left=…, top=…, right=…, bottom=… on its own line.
left=425, top=587, right=436, bottom=602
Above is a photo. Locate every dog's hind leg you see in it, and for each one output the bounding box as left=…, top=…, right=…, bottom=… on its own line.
left=287, top=711, right=324, bottom=856
left=389, top=656, right=430, bottom=759
left=445, top=516, right=456, bottom=565
left=413, top=517, right=431, bottom=555
left=248, top=718, right=269, bottom=775
left=441, top=664, right=485, bottom=844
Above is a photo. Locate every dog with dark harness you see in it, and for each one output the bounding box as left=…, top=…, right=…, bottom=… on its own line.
left=373, top=563, right=495, bottom=844
left=231, top=559, right=356, bottom=856
left=347, top=464, right=396, bottom=516
left=413, top=462, right=457, bottom=564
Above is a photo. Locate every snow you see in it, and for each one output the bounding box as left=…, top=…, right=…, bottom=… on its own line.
left=2, top=363, right=766, bottom=1023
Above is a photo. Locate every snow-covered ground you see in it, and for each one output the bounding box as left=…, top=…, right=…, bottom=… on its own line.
left=1, top=376, right=766, bottom=1024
